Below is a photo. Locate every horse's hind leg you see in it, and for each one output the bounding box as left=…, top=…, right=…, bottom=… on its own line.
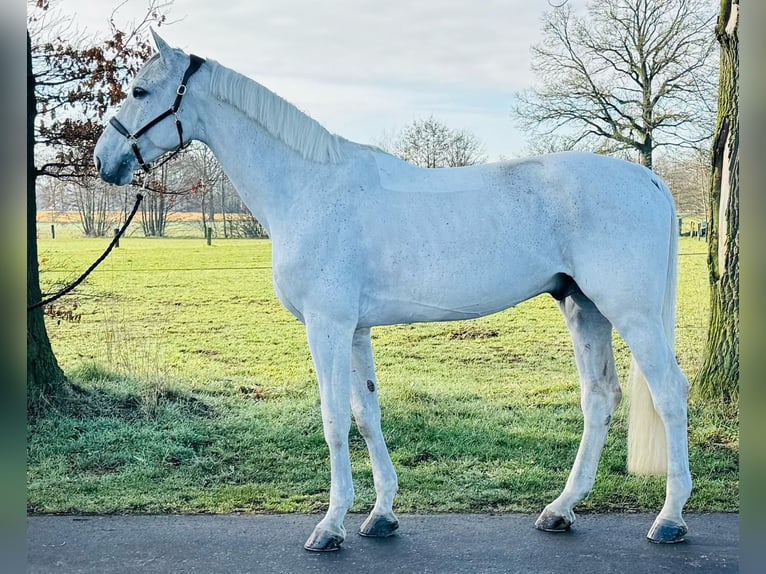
left=536, top=291, right=622, bottom=532
left=350, top=328, right=399, bottom=537
left=615, top=317, right=692, bottom=543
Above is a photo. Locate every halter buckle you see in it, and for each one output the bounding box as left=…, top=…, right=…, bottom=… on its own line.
left=177, top=85, right=187, bottom=96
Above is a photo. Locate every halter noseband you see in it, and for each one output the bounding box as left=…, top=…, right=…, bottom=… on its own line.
left=109, top=54, right=205, bottom=173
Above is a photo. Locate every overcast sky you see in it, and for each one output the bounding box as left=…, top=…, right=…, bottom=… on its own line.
left=54, top=0, right=585, bottom=161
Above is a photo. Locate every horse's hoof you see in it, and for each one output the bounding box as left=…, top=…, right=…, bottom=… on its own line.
left=535, top=509, right=574, bottom=532
left=647, top=518, right=687, bottom=544
left=359, top=513, right=399, bottom=538
left=304, top=528, right=344, bottom=552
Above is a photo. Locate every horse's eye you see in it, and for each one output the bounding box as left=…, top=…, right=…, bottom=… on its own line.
left=132, top=87, right=147, bottom=98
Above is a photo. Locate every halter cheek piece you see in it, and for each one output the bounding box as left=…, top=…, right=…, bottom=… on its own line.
left=109, top=54, right=205, bottom=173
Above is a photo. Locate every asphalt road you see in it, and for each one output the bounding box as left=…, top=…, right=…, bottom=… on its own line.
left=27, top=512, right=738, bottom=573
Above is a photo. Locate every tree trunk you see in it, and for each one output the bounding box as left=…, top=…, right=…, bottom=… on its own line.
left=637, top=144, right=653, bottom=171
left=696, top=0, right=739, bottom=400
left=636, top=129, right=653, bottom=171
left=27, top=32, right=66, bottom=415
left=200, top=183, right=207, bottom=237
left=221, top=178, right=228, bottom=239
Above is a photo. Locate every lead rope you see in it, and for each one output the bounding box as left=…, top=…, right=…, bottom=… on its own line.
left=27, top=193, right=144, bottom=312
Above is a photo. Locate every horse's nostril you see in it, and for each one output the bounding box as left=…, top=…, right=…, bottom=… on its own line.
left=95, top=155, right=102, bottom=173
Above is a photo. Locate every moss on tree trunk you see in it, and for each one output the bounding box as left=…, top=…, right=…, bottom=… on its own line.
left=696, top=0, right=739, bottom=401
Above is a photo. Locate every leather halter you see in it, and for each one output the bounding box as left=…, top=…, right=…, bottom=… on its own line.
left=108, top=54, right=205, bottom=173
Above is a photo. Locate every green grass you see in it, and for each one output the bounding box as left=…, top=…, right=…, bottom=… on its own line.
left=28, top=235, right=738, bottom=515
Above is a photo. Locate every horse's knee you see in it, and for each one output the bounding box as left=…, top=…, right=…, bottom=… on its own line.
left=322, top=420, right=351, bottom=451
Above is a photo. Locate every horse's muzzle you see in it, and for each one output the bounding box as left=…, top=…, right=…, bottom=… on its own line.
left=94, top=152, right=133, bottom=186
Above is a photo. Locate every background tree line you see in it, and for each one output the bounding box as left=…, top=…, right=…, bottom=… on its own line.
left=36, top=142, right=268, bottom=239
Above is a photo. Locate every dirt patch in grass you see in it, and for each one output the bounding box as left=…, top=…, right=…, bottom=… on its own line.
left=448, top=327, right=500, bottom=340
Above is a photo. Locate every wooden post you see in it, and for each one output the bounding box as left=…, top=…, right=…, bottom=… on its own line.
left=206, top=226, right=212, bottom=246
left=50, top=224, right=55, bottom=239
left=114, top=228, right=120, bottom=248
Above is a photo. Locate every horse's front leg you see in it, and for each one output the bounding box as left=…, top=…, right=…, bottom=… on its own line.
left=351, top=328, right=399, bottom=538
left=303, top=314, right=356, bottom=552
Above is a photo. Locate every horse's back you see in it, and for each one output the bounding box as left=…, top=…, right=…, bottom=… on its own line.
left=364, top=150, right=672, bottom=251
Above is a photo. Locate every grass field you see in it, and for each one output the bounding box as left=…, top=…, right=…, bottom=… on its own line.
left=27, top=233, right=738, bottom=516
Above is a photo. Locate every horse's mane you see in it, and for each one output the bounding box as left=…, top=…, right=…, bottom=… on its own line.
left=208, top=61, right=345, bottom=164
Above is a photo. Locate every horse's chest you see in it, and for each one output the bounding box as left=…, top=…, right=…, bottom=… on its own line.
left=271, top=240, right=361, bottom=323
left=271, top=271, right=305, bottom=323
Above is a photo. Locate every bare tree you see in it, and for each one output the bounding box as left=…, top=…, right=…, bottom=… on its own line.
left=74, top=178, right=119, bottom=237
left=696, top=0, right=738, bottom=400
left=512, top=0, right=717, bottom=170
left=139, top=155, right=190, bottom=237
left=36, top=176, right=71, bottom=214
left=389, top=116, right=486, bottom=168
left=141, top=190, right=171, bottom=237
left=209, top=170, right=269, bottom=239
left=182, top=143, right=225, bottom=235
left=225, top=203, right=270, bottom=239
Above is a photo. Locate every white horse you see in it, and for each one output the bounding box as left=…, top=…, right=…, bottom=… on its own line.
left=94, top=32, right=692, bottom=551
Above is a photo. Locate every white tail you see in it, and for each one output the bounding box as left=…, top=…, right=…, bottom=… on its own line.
left=626, top=181, right=679, bottom=475
left=627, top=359, right=667, bottom=474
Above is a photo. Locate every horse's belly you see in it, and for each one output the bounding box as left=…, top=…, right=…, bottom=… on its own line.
left=357, top=264, right=557, bottom=327
left=353, top=212, right=565, bottom=326
left=358, top=297, right=521, bottom=327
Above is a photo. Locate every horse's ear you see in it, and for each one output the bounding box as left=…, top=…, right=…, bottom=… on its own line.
left=150, top=28, right=173, bottom=60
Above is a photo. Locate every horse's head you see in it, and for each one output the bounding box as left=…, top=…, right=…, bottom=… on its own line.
left=94, top=30, right=205, bottom=185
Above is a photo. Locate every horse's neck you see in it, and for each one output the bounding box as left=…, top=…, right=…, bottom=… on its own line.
left=194, top=92, right=334, bottom=235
